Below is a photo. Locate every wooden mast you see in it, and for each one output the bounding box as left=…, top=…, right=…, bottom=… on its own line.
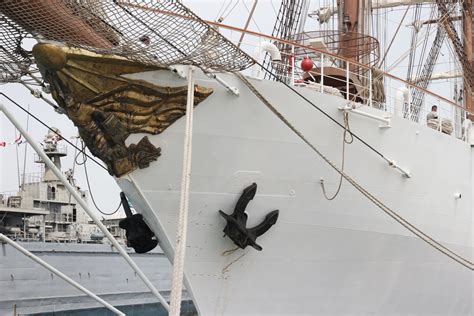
left=463, top=0, right=473, bottom=115
left=340, top=0, right=360, bottom=63
left=338, top=0, right=361, bottom=101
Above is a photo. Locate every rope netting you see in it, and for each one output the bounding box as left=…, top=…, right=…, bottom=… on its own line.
left=0, top=1, right=254, bottom=83
left=0, top=13, right=31, bottom=83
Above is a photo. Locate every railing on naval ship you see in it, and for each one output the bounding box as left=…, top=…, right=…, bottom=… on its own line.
left=20, top=172, right=44, bottom=184
left=33, top=145, right=68, bottom=163
left=213, top=22, right=472, bottom=141
left=0, top=190, right=21, bottom=208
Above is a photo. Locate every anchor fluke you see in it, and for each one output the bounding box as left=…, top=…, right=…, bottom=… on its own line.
left=219, top=183, right=279, bottom=251
left=118, top=192, right=158, bottom=253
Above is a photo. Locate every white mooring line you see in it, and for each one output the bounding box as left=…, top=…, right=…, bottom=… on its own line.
left=169, top=65, right=195, bottom=316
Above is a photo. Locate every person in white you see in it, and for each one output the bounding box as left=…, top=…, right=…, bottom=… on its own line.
left=426, top=105, right=438, bottom=121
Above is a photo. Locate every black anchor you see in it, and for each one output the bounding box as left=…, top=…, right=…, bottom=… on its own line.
left=219, top=183, right=279, bottom=251
left=118, top=192, right=158, bottom=253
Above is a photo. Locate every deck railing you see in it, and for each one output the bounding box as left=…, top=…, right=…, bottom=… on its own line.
left=217, top=22, right=470, bottom=141
left=0, top=190, right=20, bottom=207
left=34, top=145, right=68, bottom=163
left=21, top=172, right=44, bottom=184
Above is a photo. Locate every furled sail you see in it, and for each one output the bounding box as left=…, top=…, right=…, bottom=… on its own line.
left=0, top=0, right=254, bottom=83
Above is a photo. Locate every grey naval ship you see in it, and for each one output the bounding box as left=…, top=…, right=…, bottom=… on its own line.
left=0, top=1, right=473, bottom=315
left=0, top=130, right=189, bottom=315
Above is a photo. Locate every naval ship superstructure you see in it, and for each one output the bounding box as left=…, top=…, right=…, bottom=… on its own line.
left=1, top=129, right=101, bottom=243
left=0, top=130, right=182, bottom=315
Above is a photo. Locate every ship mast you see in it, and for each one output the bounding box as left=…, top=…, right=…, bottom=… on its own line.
left=463, top=0, right=473, bottom=115
left=339, top=0, right=360, bottom=64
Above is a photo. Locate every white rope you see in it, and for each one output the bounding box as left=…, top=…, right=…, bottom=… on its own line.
left=320, top=112, right=353, bottom=200
left=169, top=65, right=195, bottom=315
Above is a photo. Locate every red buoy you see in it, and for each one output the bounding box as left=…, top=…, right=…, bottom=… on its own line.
left=300, top=56, right=313, bottom=72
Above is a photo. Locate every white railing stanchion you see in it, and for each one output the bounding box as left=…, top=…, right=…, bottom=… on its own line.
left=320, top=53, right=324, bottom=93
left=452, top=105, right=458, bottom=138
left=369, top=69, right=373, bottom=107
left=346, top=62, right=350, bottom=101
left=0, top=102, right=170, bottom=311
left=291, top=45, right=295, bottom=86
left=0, top=233, right=125, bottom=316
left=407, top=87, right=412, bottom=121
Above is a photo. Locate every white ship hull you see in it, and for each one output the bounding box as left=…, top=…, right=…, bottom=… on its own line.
left=117, top=69, right=472, bottom=315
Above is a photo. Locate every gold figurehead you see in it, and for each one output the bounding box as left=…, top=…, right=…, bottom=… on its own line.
left=33, top=43, right=213, bottom=177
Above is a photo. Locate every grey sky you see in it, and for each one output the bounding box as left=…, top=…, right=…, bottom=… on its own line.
left=0, top=1, right=462, bottom=218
